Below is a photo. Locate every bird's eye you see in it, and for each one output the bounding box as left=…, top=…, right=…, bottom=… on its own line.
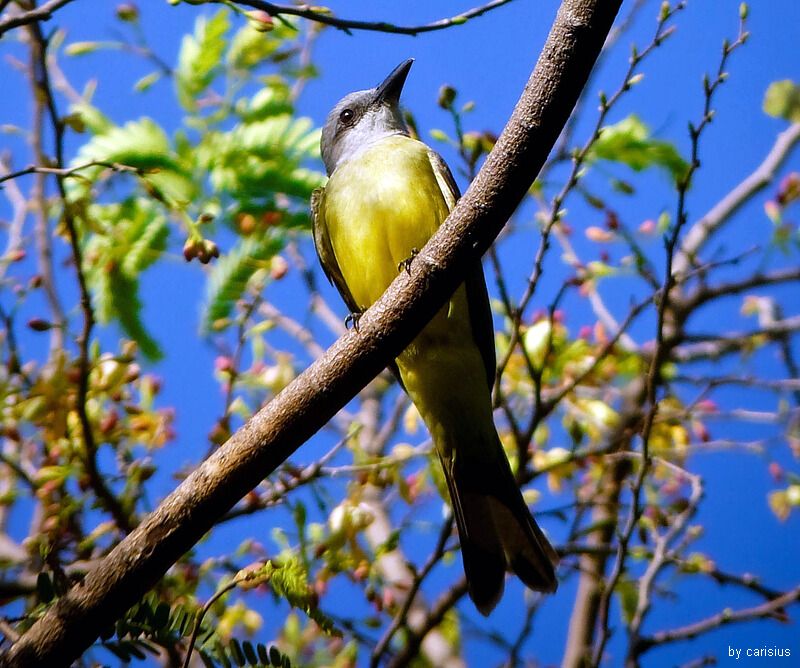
left=339, top=108, right=354, bottom=124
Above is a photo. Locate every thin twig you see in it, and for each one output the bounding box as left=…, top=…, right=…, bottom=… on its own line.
left=674, top=122, right=800, bottom=275
left=636, top=585, right=800, bottom=652
left=590, top=15, right=749, bottom=665
left=27, top=21, right=134, bottom=532
left=181, top=581, right=237, bottom=668
left=228, top=0, right=515, bottom=36
left=370, top=517, right=455, bottom=667
left=0, top=160, right=143, bottom=186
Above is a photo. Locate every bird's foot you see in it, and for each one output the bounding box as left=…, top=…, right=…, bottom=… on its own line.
left=345, top=311, right=363, bottom=332
left=398, top=248, right=419, bottom=274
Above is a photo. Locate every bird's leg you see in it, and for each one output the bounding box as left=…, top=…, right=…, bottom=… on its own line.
left=345, top=311, right=363, bottom=332
left=398, top=247, right=419, bottom=275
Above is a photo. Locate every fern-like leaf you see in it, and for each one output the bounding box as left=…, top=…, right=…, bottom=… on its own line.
left=202, top=235, right=282, bottom=332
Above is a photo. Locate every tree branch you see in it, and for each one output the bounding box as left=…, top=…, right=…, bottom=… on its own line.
left=635, top=585, right=800, bottom=653
left=674, top=122, right=800, bottom=275
left=229, top=0, right=515, bottom=36
left=673, top=315, right=800, bottom=363
left=679, top=266, right=800, bottom=312
left=0, top=0, right=75, bottom=38
left=27, top=19, right=134, bottom=534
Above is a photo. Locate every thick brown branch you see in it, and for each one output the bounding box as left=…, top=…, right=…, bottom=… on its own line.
left=3, top=0, right=622, bottom=664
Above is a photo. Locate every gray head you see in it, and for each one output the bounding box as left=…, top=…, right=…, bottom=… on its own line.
left=321, top=59, right=413, bottom=175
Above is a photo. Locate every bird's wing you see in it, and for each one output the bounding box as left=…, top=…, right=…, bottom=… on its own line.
left=427, top=150, right=497, bottom=389
left=312, top=186, right=405, bottom=385
left=311, top=186, right=360, bottom=315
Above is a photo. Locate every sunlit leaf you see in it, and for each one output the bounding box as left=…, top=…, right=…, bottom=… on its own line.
left=176, top=8, right=230, bottom=111
left=202, top=235, right=283, bottom=332
left=763, top=80, right=800, bottom=122
left=588, top=114, right=688, bottom=181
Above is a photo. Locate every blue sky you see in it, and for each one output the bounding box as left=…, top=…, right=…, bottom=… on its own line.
left=1, top=0, right=800, bottom=665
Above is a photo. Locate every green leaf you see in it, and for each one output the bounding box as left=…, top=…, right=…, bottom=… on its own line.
left=201, top=115, right=323, bottom=200
left=216, top=640, right=232, bottom=668
left=269, top=644, right=287, bottom=667
left=153, top=602, right=170, bottom=630
left=763, top=80, right=800, bottom=123
left=36, top=572, right=55, bottom=603
left=70, top=116, right=195, bottom=207
left=176, top=8, right=230, bottom=111
left=616, top=576, right=639, bottom=624
left=202, top=235, right=282, bottom=331
left=69, top=101, right=113, bottom=135
left=523, top=319, right=552, bottom=367
left=134, top=71, right=162, bottom=93
left=106, top=270, right=163, bottom=360
left=588, top=114, right=689, bottom=182
left=255, top=559, right=340, bottom=638
left=36, top=465, right=72, bottom=484
left=236, top=85, right=294, bottom=122
left=65, top=41, right=100, bottom=56
left=85, top=199, right=167, bottom=359
left=241, top=641, right=258, bottom=665
left=145, top=170, right=196, bottom=208
left=226, top=22, right=292, bottom=71
left=429, top=128, right=450, bottom=143
left=75, top=117, right=176, bottom=171
left=121, top=207, right=169, bottom=276
left=103, top=642, right=132, bottom=662
left=375, top=529, right=400, bottom=558
left=229, top=638, right=245, bottom=667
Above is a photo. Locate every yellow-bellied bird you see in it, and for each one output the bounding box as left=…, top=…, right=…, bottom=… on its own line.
left=312, top=59, right=558, bottom=614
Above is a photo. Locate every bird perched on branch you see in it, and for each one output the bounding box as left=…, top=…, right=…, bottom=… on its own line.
left=312, top=59, right=558, bottom=614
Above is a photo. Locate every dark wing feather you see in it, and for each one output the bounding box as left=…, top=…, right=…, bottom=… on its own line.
left=311, top=187, right=360, bottom=314
left=311, top=187, right=405, bottom=385
left=426, top=150, right=497, bottom=389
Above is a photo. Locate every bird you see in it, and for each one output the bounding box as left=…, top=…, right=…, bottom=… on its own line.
left=311, top=59, right=558, bottom=615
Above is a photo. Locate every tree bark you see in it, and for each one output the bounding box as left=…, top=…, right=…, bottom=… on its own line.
left=3, top=0, right=622, bottom=664
left=562, top=459, right=629, bottom=667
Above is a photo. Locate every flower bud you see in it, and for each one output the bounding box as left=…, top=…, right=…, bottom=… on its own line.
left=247, top=10, right=274, bottom=32
left=116, top=3, right=139, bottom=21
left=437, top=85, right=456, bottom=109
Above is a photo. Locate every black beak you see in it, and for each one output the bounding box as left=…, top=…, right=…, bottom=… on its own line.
left=374, top=59, right=414, bottom=105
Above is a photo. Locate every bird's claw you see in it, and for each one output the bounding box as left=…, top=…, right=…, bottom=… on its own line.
left=398, top=248, right=419, bottom=274
left=345, top=312, right=363, bottom=332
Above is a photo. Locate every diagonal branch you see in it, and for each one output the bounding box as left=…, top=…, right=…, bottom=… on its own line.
left=674, top=122, right=800, bottom=275
left=0, top=0, right=75, bottom=37
left=635, top=584, right=800, bottom=653
left=679, top=265, right=800, bottom=312
left=3, top=0, right=623, bottom=664
left=673, top=315, right=800, bottom=362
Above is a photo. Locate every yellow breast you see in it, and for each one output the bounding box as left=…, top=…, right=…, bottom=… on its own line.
left=322, top=135, right=451, bottom=309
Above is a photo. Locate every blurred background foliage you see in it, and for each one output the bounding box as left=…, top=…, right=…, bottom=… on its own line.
left=0, top=1, right=799, bottom=666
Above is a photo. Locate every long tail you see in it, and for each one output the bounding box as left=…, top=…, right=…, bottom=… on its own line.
left=438, top=436, right=558, bottom=615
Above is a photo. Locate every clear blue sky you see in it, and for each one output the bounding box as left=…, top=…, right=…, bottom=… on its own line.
left=1, top=1, right=799, bottom=665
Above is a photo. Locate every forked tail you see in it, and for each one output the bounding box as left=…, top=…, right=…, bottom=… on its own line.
left=439, top=437, right=558, bottom=615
